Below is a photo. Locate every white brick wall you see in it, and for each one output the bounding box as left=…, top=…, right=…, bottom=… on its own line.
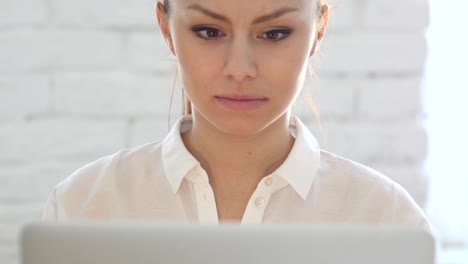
left=358, top=77, right=424, bottom=120
left=0, top=0, right=48, bottom=27
left=0, top=75, right=50, bottom=121
left=0, top=29, right=125, bottom=72
left=312, top=32, right=427, bottom=74
left=363, top=0, right=430, bottom=30
left=0, top=118, right=127, bottom=162
left=53, top=72, right=172, bottom=116
left=128, top=32, right=176, bottom=73
left=50, top=0, right=155, bottom=28
left=0, top=0, right=430, bottom=263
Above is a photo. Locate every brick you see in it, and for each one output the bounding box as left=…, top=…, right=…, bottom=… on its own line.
left=311, top=32, right=427, bottom=74
left=357, top=77, right=423, bottom=120
left=295, top=77, right=356, bottom=119
left=53, top=72, right=173, bottom=116
left=128, top=117, right=172, bottom=148
left=0, top=29, right=123, bottom=73
left=363, top=0, right=430, bottom=30
left=321, top=121, right=428, bottom=164
left=0, top=0, right=48, bottom=26
left=128, top=32, right=177, bottom=73
left=0, top=203, right=42, bottom=261
left=0, top=74, right=50, bottom=121
left=326, top=0, right=356, bottom=33
left=0, top=203, right=42, bottom=264
left=50, top=0, right=154, bottom=28
left=127, top=76, right=184, bottom=148
left=0, top=162, right=89, bottom=264
left=0, top=162, right=84, bottom=204
left=0, top=118, right=127, bottom=163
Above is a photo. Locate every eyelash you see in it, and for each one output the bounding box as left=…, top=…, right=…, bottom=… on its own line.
left=191, top=26, right=293, bottom=42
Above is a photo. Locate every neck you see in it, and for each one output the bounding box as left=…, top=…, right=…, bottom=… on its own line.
left=181, top=113, right=295, bottom=185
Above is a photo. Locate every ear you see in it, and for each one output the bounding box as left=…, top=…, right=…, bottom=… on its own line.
left=309, top=4, right=329, bottom=58
left=156, top=2, right=176, bottom=55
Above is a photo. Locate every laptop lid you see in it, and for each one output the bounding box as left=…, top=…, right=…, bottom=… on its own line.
left=21, top=222, right=435, bottom=264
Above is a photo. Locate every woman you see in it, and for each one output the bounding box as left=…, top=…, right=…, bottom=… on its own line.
left=43, top=0, right=430, bottom=230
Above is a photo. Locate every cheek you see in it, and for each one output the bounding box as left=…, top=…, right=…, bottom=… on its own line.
left=259, top=45, right=309, bottom=89
left=171, top=23, right=219, bottom=78
left=175, top=49, right=218, bottom=96
left=173, top=37, right=225, bottom=86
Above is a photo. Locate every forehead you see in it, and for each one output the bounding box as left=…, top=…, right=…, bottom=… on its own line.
left=172, top=0, right=315, bottom=18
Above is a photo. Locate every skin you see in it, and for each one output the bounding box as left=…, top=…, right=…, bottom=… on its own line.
left=156, top=0, right=328, bottom=221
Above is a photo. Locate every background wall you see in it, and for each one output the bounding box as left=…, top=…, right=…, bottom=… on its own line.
left=424, top=0, right=468, bottom=256
left=0, top=0, right=430, bottom=263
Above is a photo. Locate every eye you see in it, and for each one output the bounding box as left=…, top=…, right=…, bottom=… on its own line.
left=191, top=26, right=226, bottom=40
left=261, top=28, right=292, bottom=42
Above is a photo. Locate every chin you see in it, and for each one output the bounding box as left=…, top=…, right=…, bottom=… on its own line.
left=192, top=102, right=290, bottom=137
left=210, top=113, right=283, bottom=138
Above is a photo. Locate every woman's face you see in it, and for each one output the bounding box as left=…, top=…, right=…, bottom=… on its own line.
left=159, top=0, right=324, bottom=136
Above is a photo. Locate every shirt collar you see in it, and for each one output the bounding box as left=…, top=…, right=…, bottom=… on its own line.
left=162, top=115, right=201, bottom=193
left=162, top=115, right=321, bottom=199
left=273, top=116, right=321, bottom=200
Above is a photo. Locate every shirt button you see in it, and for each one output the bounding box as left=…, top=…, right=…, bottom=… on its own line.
left=265, top=177, right=273, bottom=187
left=255, top=197, right=265, bottom=208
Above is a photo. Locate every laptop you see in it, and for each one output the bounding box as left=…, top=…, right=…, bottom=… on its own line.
left=21, top=222, right=435, bottom=264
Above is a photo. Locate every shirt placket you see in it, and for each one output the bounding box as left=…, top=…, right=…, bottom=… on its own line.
left=241, top=175, right=286, bottom=224
left=187, top=167, right=219, bottom=224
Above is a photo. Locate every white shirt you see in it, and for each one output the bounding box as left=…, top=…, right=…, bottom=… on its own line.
left=43, top=115, right=431, bottom=231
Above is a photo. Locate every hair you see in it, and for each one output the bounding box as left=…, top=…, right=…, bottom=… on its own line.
left=161, top=0, right=328, bottom=118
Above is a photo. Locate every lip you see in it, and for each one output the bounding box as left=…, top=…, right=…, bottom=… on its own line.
left=215, top=95, right=268, bottom=111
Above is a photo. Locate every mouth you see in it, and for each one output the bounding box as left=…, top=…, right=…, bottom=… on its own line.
left=214, top=95, right=268, bottom=111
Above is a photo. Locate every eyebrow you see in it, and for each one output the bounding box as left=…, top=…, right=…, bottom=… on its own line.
left=186, top=4, right=299, bottom=25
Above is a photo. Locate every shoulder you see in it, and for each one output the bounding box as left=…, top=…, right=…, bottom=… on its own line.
left=53, top=141, right=164, bottom=218
left=316, top=150, right=430, bottom=230
left=59, top=141, right=164, bottom=190
left=318, top=150, right=393, bottom=191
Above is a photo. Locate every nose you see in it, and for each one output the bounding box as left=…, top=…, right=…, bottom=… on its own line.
left=223, top=37, right=257, bottom=81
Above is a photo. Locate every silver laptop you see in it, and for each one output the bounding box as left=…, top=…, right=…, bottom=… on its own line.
left=21, top=222, right=435, bottom=264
